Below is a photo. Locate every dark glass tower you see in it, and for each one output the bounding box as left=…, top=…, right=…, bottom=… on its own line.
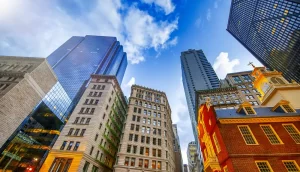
left=180, top=49, right=219, bottom=170
left=0, top=36, right=128, bottom=172
left=227, top=0, right=300, bottom=82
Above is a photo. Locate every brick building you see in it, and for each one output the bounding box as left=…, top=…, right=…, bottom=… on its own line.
left=197, top=66, right=300, bottom=172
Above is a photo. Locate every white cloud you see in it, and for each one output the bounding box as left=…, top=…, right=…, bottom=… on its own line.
left=126, top=77, right=136, bottom=87
left=169, top=78, right=194, bottom=164
left=214, top=1, right=218, bottom=8
left=141, top=0, right=175, bottom=15
left=195, top=17, right=202, bottom=28
left=213, top=52, right=240, bottom=79
left=206, top=9, right=211, bottom=21
left=0, top=0, right=178, bottom=64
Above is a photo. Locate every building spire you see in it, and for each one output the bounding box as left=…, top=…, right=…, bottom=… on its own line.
left=248, top=62, right=256, bottom=68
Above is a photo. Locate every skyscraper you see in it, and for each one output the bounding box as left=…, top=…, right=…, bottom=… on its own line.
left=180, top=49, right=219, bottom=166
left=114, top=85, right=176, bottom=171
left=172, top=124, right=183, bottom=172
left=227, top=0, right=300, bottom=82
left=46, top=35, right=128, bottom=120
left=40, top=75, right=128, bottom=172
left=0, top=36, right=128, bottom=171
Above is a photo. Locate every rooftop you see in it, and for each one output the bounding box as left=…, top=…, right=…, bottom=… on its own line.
left=215, top=107, right=300, bottom=119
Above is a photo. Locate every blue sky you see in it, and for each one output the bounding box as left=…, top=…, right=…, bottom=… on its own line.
left=0, top=0, right=262, bottom=164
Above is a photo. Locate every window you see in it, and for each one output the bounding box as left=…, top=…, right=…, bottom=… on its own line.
left=157, top=161, right=161, bottom=170
left=238, top=125, right=258, bottom=145
left=80, top=118, right=85, bottom=124
left=147, top=119, right=151, bottom=124
left=260, top=125, right=283, bottom=144
left=158, top=121, right=161, bottom=126
left=166, top=151, right=168, bottom=158
left=144, top=159, right=149, bottom=168
left=146, top=137, right=150, bottom=144
left=74, top=129, right=80, bottom=136
left=132, top=115, right=136, bottom=121
left=255, top=161, right=273, bottom=172
left=124, top=157, right=129, bottom=166
left=60, top=141, right=67, bottom=150
left=73, top=142, right=80, bottom=151
left=90, top=108, right=95, bottom=114
left=232, top=76, right=242, bottom=83
left=213, top=132, right=221, bottom=153
left=136, top=125, right=140, bottom=131
left=158, top=150, right=161, bottom=157
left=86, top=118, right=91, bottom=124
left=158, top=139, right=161, bottom=146
left=283, top=124, right=300, bottom=144
left=131, top=158, right=135, bottom=166
left=83, top=161, right=90, bottom=172
left=127, top=145, right=131, bottom=153
left=134, top=107, right=137, bottom=113
left=153, top=138, right=156, bottom=145
left=143, top=118, right=146, bottom=124
left=99, top=123, right=102, bottom=129
left=244, top=107, right=256, bottom=115
left=152, top=160, right=156, bottom=169
left=67, top=141, right=74, bottom=150
left=80, top=129, right=86, bottom=136
left=49, top=158, right=73, bottom=172
left=137, top=116, right=141, bottom=122
left=282, top=105, right=295, bottom=113
left=144, top=110, right=147, bottom=115
left=131, top=124, right=135, bottom=130
left=68, top=128, right=74, bottom=135
left=90, top=146, right=94, bottom=155
left=134, top=135, right=138, bottom=142
left=133, top=146, right=137, bottom=154
left=138, top=159, right=143, bottom=168
left=141, top=136, right=145, bottom=143
left=147, top=127, right=150, bottom=134
left=282, top=160, right=300, bottom=172
left=142, top=126, right=145, bottom=133
left=153, top=120, right=156, bottom=126
left=152, top=149, right=156, bottom=157
left=129, top=134, right=133, bottom=141
left=74, top=117, right=79, bottom=124
left=95, top=134, right=98, bottom=141
left=145, top=148, right=149, bottom=156
left=252, top=101, right=259, bottom=106
left=140, top=147, right=144, bottom=155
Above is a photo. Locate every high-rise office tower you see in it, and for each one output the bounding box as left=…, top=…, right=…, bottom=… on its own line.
left=173, top=124, right=183, bottom=172
left=180, top=49, right=219, bottom=169
left=114, top=85, right=176, bottom=171
left=41, top=75, right=127, bottom=172
left=227, top=0, right=300, bottom=82
left=0, top=36, right=128, bottom=171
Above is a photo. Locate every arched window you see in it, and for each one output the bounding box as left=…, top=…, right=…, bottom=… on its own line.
left=135, top=100, right=138, bottom=105
left=271, top=77, right=285, bottom=84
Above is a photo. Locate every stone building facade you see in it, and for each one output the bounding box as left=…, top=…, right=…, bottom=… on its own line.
left=0, top=56, right=57, bottom=148
left=40, top=75, right=127, bottom=172
left=114, top=85, right=176, bottom=172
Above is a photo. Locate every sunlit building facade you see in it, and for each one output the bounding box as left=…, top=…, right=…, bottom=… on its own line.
left=197, top=66, right=300, bottom=171
left=40, top=75, right=127, bottom=172
left=227, top=0, right=300, bottom=82
left=114, top=85, right=176, bottom=171
left=173, top=124, right=183, bottom=172
left=181, top=49, right=219, bottom=171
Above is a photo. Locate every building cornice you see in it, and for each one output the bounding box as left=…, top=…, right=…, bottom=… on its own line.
left=219, top=116, right=300, bottom=124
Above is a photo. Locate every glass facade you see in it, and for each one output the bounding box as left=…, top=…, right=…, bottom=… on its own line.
left=180, top=49, right=219, bottom=170
left=0, top=35, right=128, bottom=171
left=227, top=0, right=300, bottom=82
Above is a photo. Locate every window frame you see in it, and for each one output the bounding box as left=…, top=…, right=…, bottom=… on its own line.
left=255, top=161, right=274, bottom=172
left=282, top=160, right=300, bottom=172
left=282, top=124, right=300, bottom=144
left=260, top=124, right=283, bottom=144
left=237, top=125, right=259, bottom=145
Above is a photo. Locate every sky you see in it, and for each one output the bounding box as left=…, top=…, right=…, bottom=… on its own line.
left=0, top=0, right=262, bottom=164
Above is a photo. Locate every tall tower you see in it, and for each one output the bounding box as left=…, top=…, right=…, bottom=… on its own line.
left=40, top=75, right=128, bottom=172
left=114, top=85, right=176, bottom=171
left=180, top=49, right=219, bottom=163
left=227, top=0, right=300, bottom=82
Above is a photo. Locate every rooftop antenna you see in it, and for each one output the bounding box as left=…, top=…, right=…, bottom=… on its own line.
left=248, top=62, right=256, bottom=69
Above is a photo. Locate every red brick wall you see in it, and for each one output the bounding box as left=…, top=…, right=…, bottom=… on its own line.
left=219, top=121, right=300, bottom=155
left=217, top=121, right=300, bottom=171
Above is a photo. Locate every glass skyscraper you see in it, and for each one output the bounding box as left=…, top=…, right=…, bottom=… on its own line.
left=0, top=35, right=128, bottom=171
left=180, top=49, right=219, bottom=170
left=227, top=0, right=300, bottom=82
